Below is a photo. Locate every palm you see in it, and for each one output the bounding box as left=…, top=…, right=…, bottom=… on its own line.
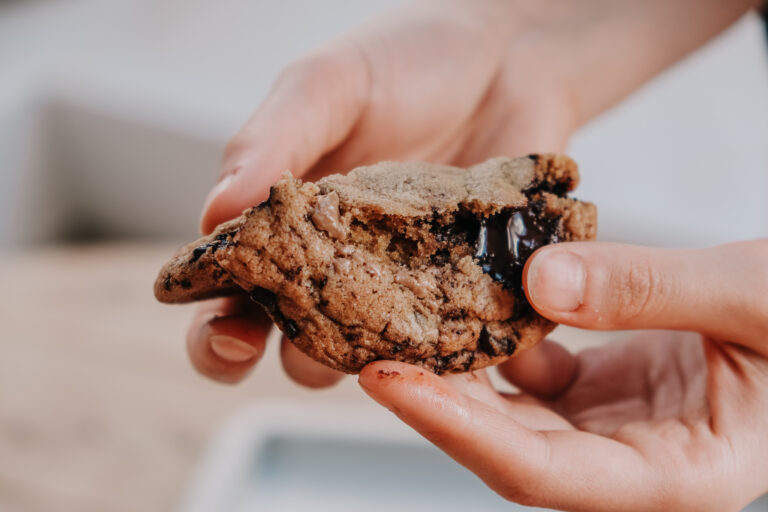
left=553, top=332, right=707, bottom=438
left=448, top=331, right=768, bottom=510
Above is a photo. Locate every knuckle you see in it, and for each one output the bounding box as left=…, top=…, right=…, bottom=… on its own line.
left=612, top=257, right=664, bottom=323
left=730, top=240, right=768, bottom=331
left=493, top=444, right=549, bottom=507
left=223, top=133, right=248, bottom=160
left=496, top=480, right=538, bottom=507
left=752, top=242, right=768, bottom=316
left=278, top=52, right=342, bottom=90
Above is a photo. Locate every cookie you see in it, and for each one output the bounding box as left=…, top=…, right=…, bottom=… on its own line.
left=155, top=154, right=597, bottom=374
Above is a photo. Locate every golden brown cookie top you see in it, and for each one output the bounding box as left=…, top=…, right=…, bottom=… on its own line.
left=155, top=155, right=596, bottom=374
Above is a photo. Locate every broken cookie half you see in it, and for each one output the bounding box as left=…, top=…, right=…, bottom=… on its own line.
left=155, top=154, right=597, bottom=374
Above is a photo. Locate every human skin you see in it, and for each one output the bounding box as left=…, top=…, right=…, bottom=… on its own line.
left=360, top=241, right=768, bottom=510
left=184, top=0, right=767, bottom=509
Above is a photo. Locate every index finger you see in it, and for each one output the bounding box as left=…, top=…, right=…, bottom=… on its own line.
left=358, top=361, right=654, bottom=511
left=200, top=44, right=369, bottom=233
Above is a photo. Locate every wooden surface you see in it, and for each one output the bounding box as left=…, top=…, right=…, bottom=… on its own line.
left=0, top=243, right=615, bottom=512
left=0, top=244, right=367, bottom=512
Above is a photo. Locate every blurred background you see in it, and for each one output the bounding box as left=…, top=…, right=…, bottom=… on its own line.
left=0, top=1, right=767, bottom=511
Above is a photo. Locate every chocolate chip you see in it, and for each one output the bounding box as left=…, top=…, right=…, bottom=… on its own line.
left=438, top=354, right=455, bottom=370
left=284, top=266, right=303, bottom=281
left=250, top=287, right=301, bottom=339
left=477, top=327, right=494, bottom=356
left=190, top=244, right=208, bottom=263
left=431, top=210, right=479, bottom=245
left=474, top=207, right=560, bottom=291
left=249, top=287, right=277, bottom=312
left=430, top=249, right=451, bottom=266
left=163, top=275, right=172, bottom=291
left=523, top=179, right=570, bottom=197
left=390, top=343, right=404, bottom=354
left=477, top=327, right=518, bottom=356
left=444, top=308, right=466, bottom=320
left=180, top=278, right=192, bottom=289
left=463, top=352, right=476, bottom=371
left=283, top=319, right=300, bottom=339
left=189, top=234, right=236, bottom=263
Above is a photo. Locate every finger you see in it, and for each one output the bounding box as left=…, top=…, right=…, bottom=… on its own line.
left=497, top=339, right=579, bottom=400
left=359, top=361, right=654, bottom=511
left=186, top=296, right=271, bottom=384
left=442, top=370, right=572, bottom=430
left=523, top=240, right=768, bottom=348
left=280, top=338, right=345, bottom=389
left=200, top=44, right=369, bottom=233
left=454, top=77, right=573, bottom=166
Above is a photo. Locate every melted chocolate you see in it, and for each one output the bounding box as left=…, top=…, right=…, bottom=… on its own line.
left=474, top=206, right=560, bottom=291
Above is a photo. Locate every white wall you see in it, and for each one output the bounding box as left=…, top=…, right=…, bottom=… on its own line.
left=1, top=0, right=766, bottom=249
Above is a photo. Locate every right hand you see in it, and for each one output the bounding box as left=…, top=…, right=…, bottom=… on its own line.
left=186, top=0, right=756, bottom=386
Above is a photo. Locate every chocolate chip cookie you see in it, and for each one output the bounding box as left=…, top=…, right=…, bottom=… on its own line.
left=155, top=154, right=597, bottom=374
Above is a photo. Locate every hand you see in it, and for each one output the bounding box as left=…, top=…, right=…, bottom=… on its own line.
left=185, top=0, right=757, bottom=387
left=359, top=240, right=768, bottom=511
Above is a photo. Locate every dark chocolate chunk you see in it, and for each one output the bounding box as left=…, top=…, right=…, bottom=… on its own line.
left=477, top=327, right=494, bottom=356
left=344, top=331, right=361, bottom=342
left=462, top=351, right=475, bottom=371
left=283, top=319, right=300, bottom=339
left=523, top=179, right=570, bottom=198
left=250, top=287, right=301, bottom=339
left=189, top=235, right=236, bottom=263
left=477, top=327, right=517, bottom=356
left=432, top=210, right=480, bottom=246
left=190, top=245, right=208, bottom=263
left=474, top=207, right=560, bottom=291
left=250, top=287, right=277, bottom=312
left=284, top=266, right=303, bottom=281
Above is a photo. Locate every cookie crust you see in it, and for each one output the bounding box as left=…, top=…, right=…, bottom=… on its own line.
left=155, top=155, right=597, bottom=374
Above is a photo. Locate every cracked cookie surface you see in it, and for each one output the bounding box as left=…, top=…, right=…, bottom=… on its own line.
left=155, top=154, right=597, bottom=374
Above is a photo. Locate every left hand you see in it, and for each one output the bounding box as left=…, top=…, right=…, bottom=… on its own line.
left=359, top=240, right=768, bottom=511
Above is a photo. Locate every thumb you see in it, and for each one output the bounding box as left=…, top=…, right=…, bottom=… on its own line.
left=523, top=240, right=768, bottom=349
left=200, top=44, right=368, bottom=233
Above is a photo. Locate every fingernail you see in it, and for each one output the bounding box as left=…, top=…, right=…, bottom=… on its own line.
left=209, top=335, right=258, bottom=362
left=527, top=250, right=585, bottom=312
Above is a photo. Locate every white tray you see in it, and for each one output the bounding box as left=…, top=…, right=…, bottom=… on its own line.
left=179, top=400, right=768, bottom=512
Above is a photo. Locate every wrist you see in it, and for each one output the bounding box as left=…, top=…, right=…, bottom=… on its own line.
left=504, top=0, right=759, bottom=127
